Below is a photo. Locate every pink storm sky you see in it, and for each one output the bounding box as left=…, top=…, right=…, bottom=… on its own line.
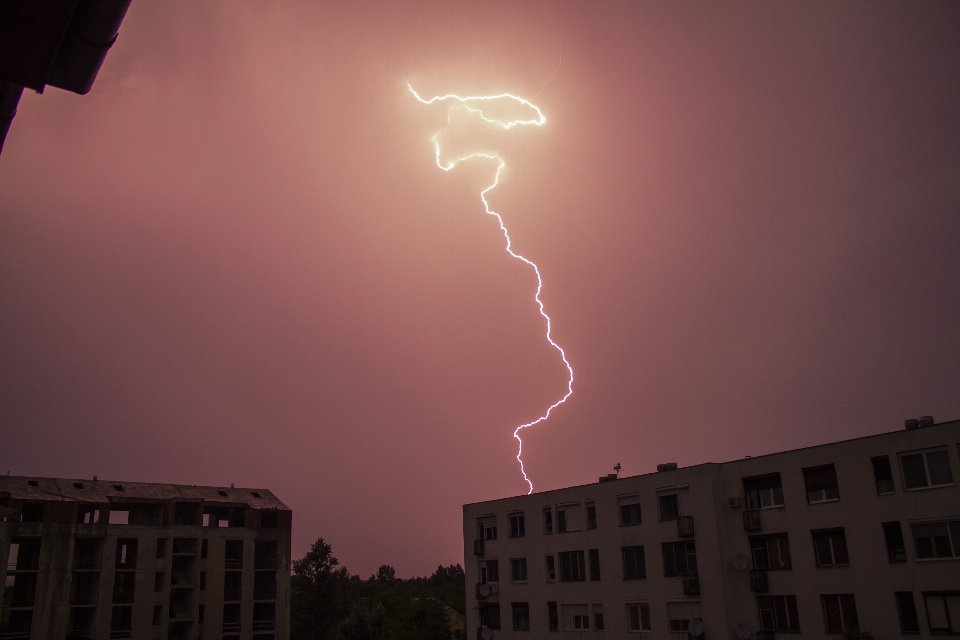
left=2, top=1, right=959, bottom=577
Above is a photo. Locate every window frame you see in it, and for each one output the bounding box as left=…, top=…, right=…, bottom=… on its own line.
left=922, top=591, right=960, bottom=634
left=882, top=521, right=907, bottom=563
left=910, top=519, right=960, bottom=560
left=871, top=455, right=895, bottom=495
left=802, top=464, right=840, bottom=504
left=811, top=528, right=850, bottom=567
left=508, top=512, right=526, bottom=539
left=756, top=595, right=801, bottom=632
left=511, top=602, right=530, bottom=631
left=618, top=494, right=642, bottom=527
left=621, top=545, right=646, bottom=580
left=749, top=533, right=792, bottom=570
left=899, top=447, right=955, bottom=491
left=894, top=592, right=920, bottom=635
left=820, top=594, right=858, bottom=633
left=743, top=474, right=785, bottom=510
left=558, top=550, right=586, bottom=582
left=626, top=603, right=652, bottom=632
left=510, top=557, right=528, bottom=583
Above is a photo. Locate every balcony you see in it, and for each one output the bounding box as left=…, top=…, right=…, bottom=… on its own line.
left=682, top=573, right=700, bottom=596
left=749, top=569, right=768, bottom=592
left=253, top=620, right=276, bottom=632
left=473, top=539, right=485, bottom=556
left=222, top=622, right=241, bottom=633
left=170, top=573, right=196, bottom=587
left=743, top=510, right=761, bottom=532
left=475, top=583, right=498, bottom=600
left=677, top=516, right=694, bottom=537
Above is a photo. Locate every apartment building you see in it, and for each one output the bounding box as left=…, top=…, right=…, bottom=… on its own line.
left=463, top=418, right=960, bottom=639
left=0, top=477, right=291, bottom=640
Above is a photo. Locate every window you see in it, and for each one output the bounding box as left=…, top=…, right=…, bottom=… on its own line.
left=812, top=529, right=849, bottom=567
left=198, top=604, right=205, bottom=624
left=479, top=559, right=499, bottom=583
left=224, top=571, right=242, bottom=601
left=200, top=539, right=208, bottom=559
left=658, top=493, right=680, bottom=521
left=901, top=448, right=953, bottom=490
left=477, top=516, right=497, bottom=541
left=545, top=555, right=556, bottom=581
left=561, top=604, right=589, bottom=631
left=750, top=534, right=792, bottom=570
left=510, top=558, right=527, bottom=582
left=558, top=550, right=586, bottom=582
left=548, top=602, right=559, bottom=632
left=627, top=603, right=651, bottom=632
left=255, top=540, right=278, bottom=570
left=757, top=596, right=800, bottom=632
left=821, top=594, right=858, bottom=633
left=479, top=604, right=501, bottom=630
left=872, top=456, right=895, bottom=494
left=667, top=602, right=702, bottom=635
left=619, top=495, right=642, bottom=526
left=883, top=522, right=907, bottom=562
left=223, top=603, right=241, bottom=633
left=803, top=465, right=840, bottom=503
left=543, top=507, right=553, bottom=535
left=152, top=605, right=162, bottom=626
left=200, top=571, right=206, bottom=591
left=110, top=605, right=133, bottom=638
left=586, top=502, right=597, bottom=529
left=156, top=538, right=167, bottom=559
left=895, top=592, right=920, bottom=634
left=512, top=603, right=530, bottom=631
left=744, top=474, right=784, bottom=509
left=509, top=513, right=526, bottom=538
left=21, top=502, right=43, bottom=522
left=593, top=604, right=604, bottom=631
left=225, top=539, right=243, bottom=569
left=662, top=541, right=697, bottom=576
left=108, top=508, right=129, bottom=525
left=621, top=546, right=646, bottom=580
left=115, top=539, right=138, bottom=570
left=911, top=520, right=960, bottom=559
left=923, top=592, right=960, bottom=634
left=588, top=549, right=600, bottom=581
left=556, top=503, right=582, bottom=533
left=154, top=571, right=164, bottom=592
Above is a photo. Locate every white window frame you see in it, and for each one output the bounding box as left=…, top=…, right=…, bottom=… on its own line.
left=626, top=603, right=651, bottom=632
left=899, top=447, right=955, bottom=491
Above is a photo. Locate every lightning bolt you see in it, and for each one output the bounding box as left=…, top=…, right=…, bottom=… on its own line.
left=409, top=83, right=573, bottom=494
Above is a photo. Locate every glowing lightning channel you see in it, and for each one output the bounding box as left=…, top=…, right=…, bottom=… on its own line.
left=408, top=82, right=573, bottom=495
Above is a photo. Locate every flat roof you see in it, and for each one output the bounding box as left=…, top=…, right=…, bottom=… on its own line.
left=0, top=476, right=289, bottom=511
left=465, top=418, right=960, bottom=507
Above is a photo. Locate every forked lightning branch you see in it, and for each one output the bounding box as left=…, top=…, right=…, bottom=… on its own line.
left=408, top=83, right=573, bottom=494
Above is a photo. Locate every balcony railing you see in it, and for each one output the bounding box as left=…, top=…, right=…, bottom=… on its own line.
left=170, top=573, right=196, bottom=587
left=253, top=620, right=276, bottom=632
left=682, top=573, right=700, bottom=596
left=743, top=510, right=761, bottom=531
left=222, top=622, right=241, bottom=633
left=677, top=516, right=694, bottom=537
left=224, top=558, right=242, bottom=570
left=749, top=569, right=768, bottom=592
left=473, top=539, right=485, bottom=556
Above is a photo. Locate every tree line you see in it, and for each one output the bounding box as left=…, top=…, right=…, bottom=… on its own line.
left=291, top=537, right=465, bottom=640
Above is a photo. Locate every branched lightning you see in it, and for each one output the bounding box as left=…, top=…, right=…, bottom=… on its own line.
left=408, top=82, right=572, bottom=494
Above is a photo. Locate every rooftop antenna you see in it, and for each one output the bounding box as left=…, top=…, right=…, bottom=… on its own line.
left=614, top=463, right=622, bottom=478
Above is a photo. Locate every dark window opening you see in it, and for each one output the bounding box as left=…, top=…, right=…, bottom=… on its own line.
left=912, top=521, right=959, bottom=559
left=115, top=538, right=138, bottom=570
left=548, top=602, right=559, bottom=632
left=821, top=594, right=858, bottom=633
left=154, top=571, right=164, bottom=592
left=743, top=474, right=784, bottom=509
left=255, top=540, right=278, bottom=570
left=622, top=545, right=646, bottom=580
left=883, top=522, right=907, bottom=562
left=662, top=541, right=697, bottom=577
left=895, top=592, right=919, bottom=634
left=21, top=501, right=44, bottom=522
left=542, top=508, right=553, bottom=534
left=73, top=483, right=84, bottom=489
left=110, top=605, right=132, bottom=637
left=659, top=494, right=680, bottom=521
left=224, top=571, right=242, bottom=601
left=254, top=571, right=277, bottom=600
left=156, top=538, right=167, bottom=559
left=173, top=502, right=200, bottom=526
left=152, top=605, right=163, bottom=626
left=112, top=571, right=135, bottom=604
left=588, top=549, right=600, bottom=581
left=509, top=513, right=526, bottom=538
left=260, top=510, right=279, bottom=528
left=545, top=555, right=556, bottom=581
left=757, top=595, right=801, bottom=632
left=812, top=529, right=849, bottom=567
left=803, top=465, right=840, bottom=503
left=479, top=604, right=501, bottom=630
left=558, top=550, right=586, bottom=581
left=586, top=503, right=597, bottom=530
left=750, top=534, right=791, bottom=570
left=872, top=456, right=895, bottom=494
left=225, top=540, right=244, bottom=570
left=510, top=558, right=527, bottom=582
left=512, top=603, right=530, bottom=631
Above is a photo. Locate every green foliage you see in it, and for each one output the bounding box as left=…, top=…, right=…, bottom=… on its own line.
left=291, top=539, right=465, bottom=640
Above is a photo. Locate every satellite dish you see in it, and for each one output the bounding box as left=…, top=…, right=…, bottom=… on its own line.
left=689, top=619, right=704, bottom=636
left=735, top=623, right=751, bottom=639
left=733, top=554, right=749, bottom=570
left=478, top=584, right=491, bottom=597
left=480, top=628, right=493, bottom=640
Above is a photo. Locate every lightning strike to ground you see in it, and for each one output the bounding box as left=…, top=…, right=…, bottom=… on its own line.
left=408, top=82, right=573, bottom=495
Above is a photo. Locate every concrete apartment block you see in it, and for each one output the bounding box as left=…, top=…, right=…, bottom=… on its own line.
left=464, top=419, right=960, bottom=639
left=0, top=477, right=291, bottom=640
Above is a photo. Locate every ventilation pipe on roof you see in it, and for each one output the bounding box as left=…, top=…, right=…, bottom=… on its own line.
left=918, top=416, right=935, bottom=428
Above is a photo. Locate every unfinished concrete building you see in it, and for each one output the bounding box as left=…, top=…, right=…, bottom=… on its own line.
left=0, top=477, right=291, bottom=640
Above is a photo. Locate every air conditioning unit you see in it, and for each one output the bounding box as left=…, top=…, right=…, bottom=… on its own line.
left=728, top=497, right=742, bottom=508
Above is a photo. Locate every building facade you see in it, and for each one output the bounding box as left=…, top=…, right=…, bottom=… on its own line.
left=0, top=477, right=291, bottom=640
left=463, top=418, right=960, bottom=639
